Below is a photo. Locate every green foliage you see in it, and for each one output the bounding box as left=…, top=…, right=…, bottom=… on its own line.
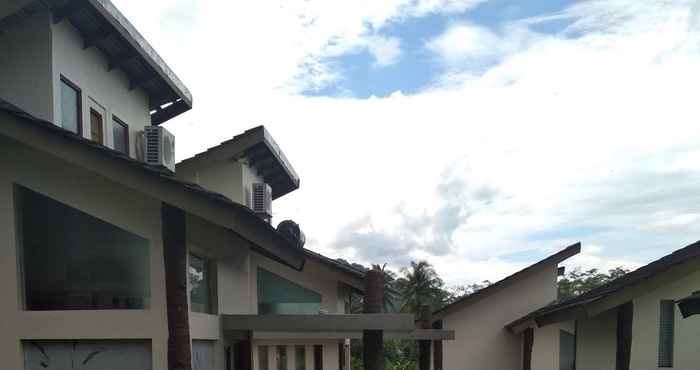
left=395, top=261, right=448, bottom=312
left=557, top=267, right=630, bottom=301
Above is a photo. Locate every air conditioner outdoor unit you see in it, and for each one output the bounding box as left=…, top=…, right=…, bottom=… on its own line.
left=252, top=183, right=272, bottom=222
left=142, top=126, right=175, bottom=172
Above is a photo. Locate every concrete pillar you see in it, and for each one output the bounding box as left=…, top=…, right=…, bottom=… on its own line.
left=418, top=305, right=432, bottom=370
left=363, top=269, right=384, bottom=370
left=161, top=203, right=191, bottom=370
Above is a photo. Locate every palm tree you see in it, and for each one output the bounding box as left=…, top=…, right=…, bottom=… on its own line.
left=395, top=260, right=446, bottom=313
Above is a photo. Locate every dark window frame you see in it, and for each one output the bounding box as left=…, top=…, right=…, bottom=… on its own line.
left=112, top=115, right=129, bottom=154
left=60, top=75, right=82, bottom=136
left=89, top=107, right=104, bottom=144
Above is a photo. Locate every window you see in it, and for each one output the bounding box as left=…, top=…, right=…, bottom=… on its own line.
left=23, top=340, right=151, bottom=369
left=113, top=116, right=129, bottom=154
left=18, top=186, right=150, bottom=310
left=189, top=253, right=212, bottom=313
left=658, top=300, right=675, bottom=367
left=276, top=346, right=288, bottom=370
left=295, top=346, right=306, bottom=370
left=60, top=76, right=81, bottom=134
left=192, top=340, right=215, bottom=370
left=89, top=108, right=104, bottom=144
left=257, top=268, right=321, bottom=314
left=559, top=330, right=575, bottom=370
left=259, top=346, right=269, bottom=370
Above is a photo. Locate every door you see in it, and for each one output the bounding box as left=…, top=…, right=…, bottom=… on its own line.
left=90, top=108, right=104, bottom=144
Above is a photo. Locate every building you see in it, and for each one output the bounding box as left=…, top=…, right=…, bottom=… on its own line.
left=508, top=240, right=700, bottom=370
left=432, top=243, right=581, bottom=370
left=1, top=1, right=454, bottom=370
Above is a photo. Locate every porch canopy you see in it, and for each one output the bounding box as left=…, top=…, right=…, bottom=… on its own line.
left=222, top=314, right=455, bottom=341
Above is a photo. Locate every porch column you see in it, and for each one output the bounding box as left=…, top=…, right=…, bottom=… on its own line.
left=418, top=305, right=432, bottom=370
left=432, top=320, right=443, bottom=370
left=616, top=302, right=634, bottom=370
left=162, top=203, right=192, bottom=370
left=363, top=269, right=384, bottom=370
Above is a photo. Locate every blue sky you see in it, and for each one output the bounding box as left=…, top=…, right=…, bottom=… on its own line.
left=304, top=0, right=577, bottom=98
left=114, top=0, right=700, bottom=286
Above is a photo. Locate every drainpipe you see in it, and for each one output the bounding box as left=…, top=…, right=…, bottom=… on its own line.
left=363, top=269, right=384, bottom=370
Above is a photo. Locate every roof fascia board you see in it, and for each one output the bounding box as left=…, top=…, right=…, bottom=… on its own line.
left=0, top=112, right=304, bottom=270
left=84, top=0, right=192, bottom=108
left=585, top=257, right=700, bottom=317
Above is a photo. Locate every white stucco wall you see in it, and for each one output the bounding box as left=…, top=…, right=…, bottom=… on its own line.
left=441, top=265, right=560, bottom=370
left=530, top=321, right=575, bottom=370
left=0, top=8, right=53, bottom=121
left=629, top=268, right=700, bottom=370
left=177, top=160, right=265, bottom=209
left=51, top=18, right=151, bottom=156
left=0, top=136, right=169, bottom=370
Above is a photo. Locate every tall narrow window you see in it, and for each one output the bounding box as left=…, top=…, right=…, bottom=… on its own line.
left=90, top=108, right=104, bottom=144
left=189, top=253, right=212, bottom=313
left=295, top=345, right=306, bottom=370
left=113, top=117, right=129, bottom=154
left=277, top=346, right=288, bottom=370
left=658, top=300, right=675, bottom=367
left=259, top=346, right=269, bottom=370
left=60, top=76, right=81, bottom=134
left=559, top=330, right=575, bottom=370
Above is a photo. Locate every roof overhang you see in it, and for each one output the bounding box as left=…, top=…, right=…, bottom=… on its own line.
left=177, top=126, right=300, bottom=199
left=0, top=106, right=305, bottom=270
left=251, top=329, right=455, bottom=341
left=433, top=243, right=581, bottom=321
left=45, top=0, right=192, bottom=124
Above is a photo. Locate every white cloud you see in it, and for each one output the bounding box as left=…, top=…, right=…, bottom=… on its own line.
left=112, top=0, right=700, bottom=285
left=366, top=36, right=402, bottom=67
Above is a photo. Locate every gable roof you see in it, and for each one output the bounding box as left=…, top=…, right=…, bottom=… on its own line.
left=303, top=248, right=366, bottom=280
left=177, top=126, right=300, bottom=200
left=0, top=98, right=304, bottom=270
left=433, top=243, right=581, bottom=321
left=506, top=240, right=700, bottom=332
left=43, top=0, right=192, bottom=124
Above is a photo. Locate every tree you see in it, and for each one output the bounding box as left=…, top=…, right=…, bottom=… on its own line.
left=445, top=280, right=492, bottom=305
left=395, top=261, right=447, bottom=313
left=557, top=267, right=630, bottom=301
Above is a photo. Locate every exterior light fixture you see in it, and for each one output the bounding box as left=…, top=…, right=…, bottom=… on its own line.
left=676, top=291, right=700, bottom=319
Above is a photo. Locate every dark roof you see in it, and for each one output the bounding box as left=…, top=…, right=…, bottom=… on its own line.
left=433, top=243, right=581, bottom=320
left=506, top=240, right=700, bottom=331
left=40, top=0, right=192, bottom=124
left=0, top=98, right=305, bottom=270
left=303, top=248, right=366, bottom=281
left=177, top=126, right=300, bottom=200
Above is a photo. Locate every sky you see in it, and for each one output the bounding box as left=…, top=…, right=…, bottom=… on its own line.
left=113, top=0, right=700, bottom=287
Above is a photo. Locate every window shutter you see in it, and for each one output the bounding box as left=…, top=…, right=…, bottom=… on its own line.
left=658, top=300, right=675, bottom=368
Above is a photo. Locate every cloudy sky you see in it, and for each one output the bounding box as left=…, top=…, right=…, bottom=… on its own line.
left=114, top=0, right=700, bottom=286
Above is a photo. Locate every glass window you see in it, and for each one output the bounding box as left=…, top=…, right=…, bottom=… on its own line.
left=18, top=186, right=150, bottom=310
left=559, top=330, right=575, bottom=370
left=189, top=254, right=212, bottom=313
left=113, top=117, right=129, bottom=154
left=60, top=77, right=81, bottom=134
left=295, top=346, right=306, bottom=370
left=90, top=108, right=104, bottom=144
left=192, top=340, right=215, bottom=370
left=658, top=300, right=675, bottom=367
left=23, top=340, right=151, bottom=369
left=276, top=346, right=287, bottom=370
left=257, top=268, right=321, bottom=314
left=258, top=346, right=269, bottom=370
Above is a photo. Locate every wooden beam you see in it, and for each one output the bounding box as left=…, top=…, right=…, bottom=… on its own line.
left=107, top=52, right=137, bottom=72
left=615, top=302, right=633, bottom=370
left=433, top=320, right=444, bottom=370
left=364, top=269, right=384, bottom=370
left=222, top=314, right=414, bottom=332
left=130, top=73, right=158, bottom=91
left=83, top=27, right=112, bottom=50
left=162, top=203, right=192, bottom=370
left=52, top=1, right=84, bottom=24
left=250, top=330, right=455, bottom=341
left=418, top=305, right=432, bottom=370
